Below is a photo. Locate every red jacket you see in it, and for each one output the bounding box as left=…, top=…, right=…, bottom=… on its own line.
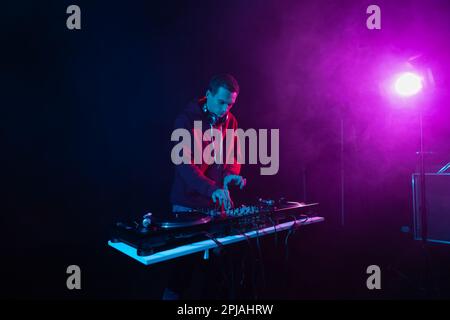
left=170, top=97, right=241, bottom=209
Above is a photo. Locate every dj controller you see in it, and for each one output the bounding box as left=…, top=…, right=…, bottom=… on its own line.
left=110, top=198, right=319, bottom=256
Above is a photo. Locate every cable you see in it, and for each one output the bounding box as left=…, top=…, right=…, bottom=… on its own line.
left=268, top=216, right=278, bottom=247
left=239, top=230, right=258, bottom=300
left=230, top=224, right=255, bottom=295
left=284, top=215, right=300, bottom=265
left=203, top=232, right=224, bottom=249
left=253, top=222, right=267, bottom=294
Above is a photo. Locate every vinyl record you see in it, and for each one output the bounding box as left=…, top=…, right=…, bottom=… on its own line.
left=152, top=212, right=212, bottom=229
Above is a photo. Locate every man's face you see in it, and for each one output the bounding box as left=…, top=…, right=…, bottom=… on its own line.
left=205, top=86, right=238, bottom=118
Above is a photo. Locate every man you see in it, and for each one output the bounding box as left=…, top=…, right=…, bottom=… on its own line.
left=170, top=73, right=246, bottom=212
left=163, top=74, right=246, bottom=300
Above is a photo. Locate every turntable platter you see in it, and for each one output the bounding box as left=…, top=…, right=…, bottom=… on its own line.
left=153, top=212, right=211, bottom=229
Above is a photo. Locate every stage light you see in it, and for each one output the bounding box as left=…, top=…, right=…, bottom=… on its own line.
left=394, top=72, right=423, bottom=97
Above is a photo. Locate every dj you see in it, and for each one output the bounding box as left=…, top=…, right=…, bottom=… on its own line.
left=163, top=74, right=246, bottom=300
left=170, top=73, right=246, bottom=213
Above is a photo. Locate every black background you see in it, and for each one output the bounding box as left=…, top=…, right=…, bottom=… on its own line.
left=2, top=0, right=450, bottom=299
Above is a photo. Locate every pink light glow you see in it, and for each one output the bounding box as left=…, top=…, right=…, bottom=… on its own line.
left=394, top=72, right=423, bottom=97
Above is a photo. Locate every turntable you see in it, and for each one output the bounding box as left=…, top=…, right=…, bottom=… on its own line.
left=111, top=199, right=319, bottom=256
left=152, top=212, right=211, bottom=229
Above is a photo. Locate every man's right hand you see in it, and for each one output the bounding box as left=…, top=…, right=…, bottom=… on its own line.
left=211, top=188, right=233, bottom=210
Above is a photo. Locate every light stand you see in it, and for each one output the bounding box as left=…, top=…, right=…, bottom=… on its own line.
left=419, top=106, right=428, bottom=244
left=387, top=67, right=440, bottom=297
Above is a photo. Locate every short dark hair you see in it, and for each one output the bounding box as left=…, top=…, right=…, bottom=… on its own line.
left=208, top=74, right=240, bottom=95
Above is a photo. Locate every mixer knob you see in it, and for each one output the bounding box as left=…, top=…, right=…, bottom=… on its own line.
left=258, top=198, right=275, bottom=206
left=142, top=212, right=153, bottom=228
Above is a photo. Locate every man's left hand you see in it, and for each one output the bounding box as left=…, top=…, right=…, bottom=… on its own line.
left=223, top=175, right=246, bottom=190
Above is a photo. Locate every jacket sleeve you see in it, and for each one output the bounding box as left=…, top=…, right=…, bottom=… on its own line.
left=173, top=114, right=220, bottom=197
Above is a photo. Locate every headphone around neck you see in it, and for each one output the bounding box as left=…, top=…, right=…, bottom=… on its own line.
left=202, top=103, right=228, bottom=126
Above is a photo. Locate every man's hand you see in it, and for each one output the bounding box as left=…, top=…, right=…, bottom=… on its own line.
left=223, top=175, right=246, bottom=190
left=211, top=188, right=233, bottom=210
